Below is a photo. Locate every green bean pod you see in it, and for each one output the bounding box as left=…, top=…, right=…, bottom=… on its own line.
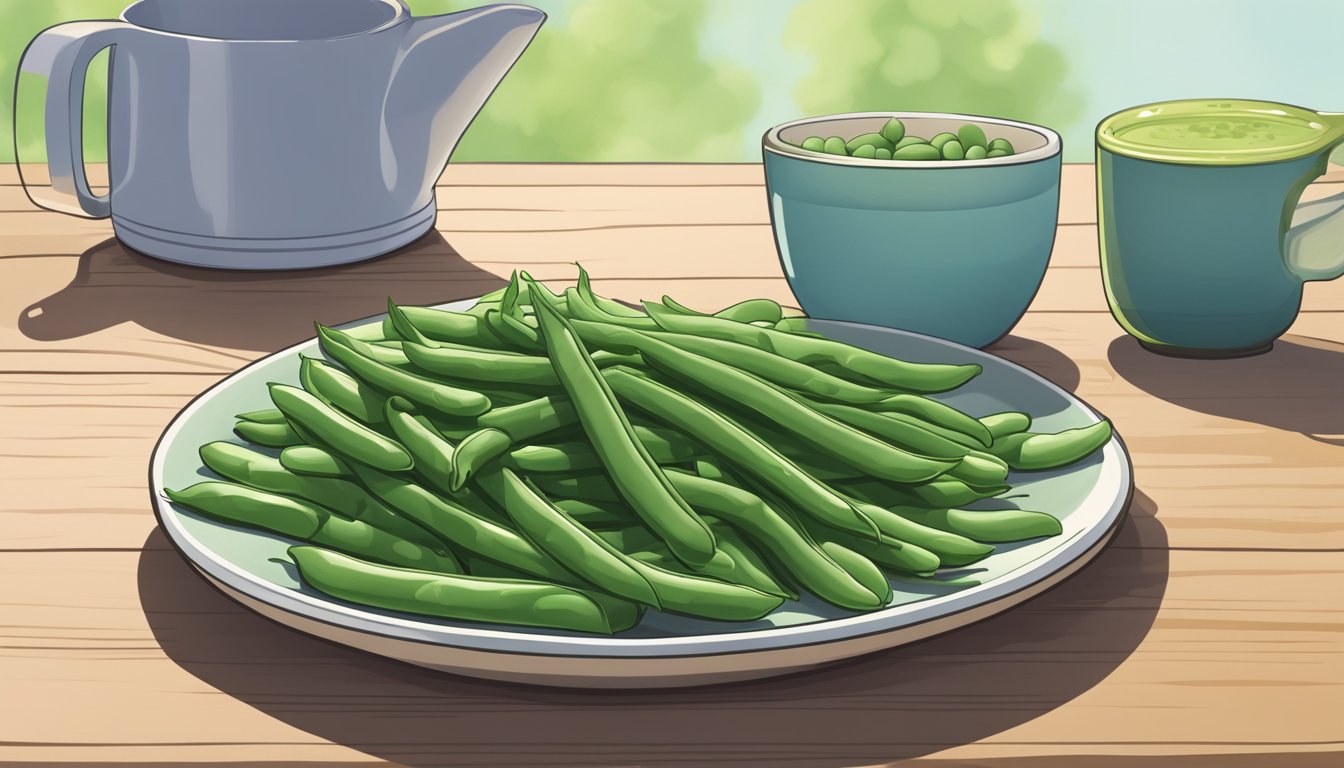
left=981, top=411, right=1032, bottom=441
left=449, top=428, right=512, bottom=491
left=641, top=301, right=980, bottom=393
left=484, top=308, right=545, bottom=352
left=199, top=441, right=447, bottom=552
left=299, top=356, right=387, bottom=426
left=508, top=424, right=699, bottom=473
left=317, top=325, right=491, bottom=417
left=289, top=546, right=637, bottom=634
left=473, top=467, right=661, bottom=607
left=234, top=419, right=303, bottom=448
left=165, top=482, right=459, bottom=573
left=352, top=463, right=574, bottom=583
left=531, top=473, right=624, bottom=503
left=381, top=305, right=504, bottom=349
left=818, top=542, right=893, bottom=605
left=663, top=471, right=886, bottom=610
left=552, top=498, right=635, bottom=527
left=236, top=408, right=287, bottom=424
left=838, top=477, right=1007, bottom=509
left=268, top=384, right=413, bottom=472
left=279, top=445, right=350, bottom=477
left=478, top=394, right=578, bottom=442
left=562, top=285, right=658, bottom=330
left=849, top=499, right=995, bottom=567
left=890, top=506, right=1063, bottom=543
left=804, top=400, right=976, bottom=460
left=948, top=453, right=1011, bottom=488
left=383, top=397, right=457, bottom=494
left=529, top=279, right=716, bottom=566
left=578, top=323, right=954, bottom=484
left=863, top=394, right=992, bottom=446
left=987, top=421, right=1113, bottom=471
left=605, top=368, right=879, bottom=540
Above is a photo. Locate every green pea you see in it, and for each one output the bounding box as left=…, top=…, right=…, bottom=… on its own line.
left=941, top=139, right=965, bottom=160
left=957, top=123, right=988, bottom=150
left=845, top=132, right=893, bottom=154
left=874, top=147, right=892, bottom=160
left=851, top=144, right=877, bottom=159
left=964, top=145, right=988, bottom=160
left=989, top=138, right=1015, bottom=154
left=892, top=143, right=941, bottom=161
left=800, top=136, right=825, bottom=152
left=822, top=136, right=847, bottom=155
left=986, top=148, right=1010, bottom=158
left=880, top=117, right=906, bottom=143
left=929, top=132, right=958, bottom=150
left=893, top=136, right=928, bottom=149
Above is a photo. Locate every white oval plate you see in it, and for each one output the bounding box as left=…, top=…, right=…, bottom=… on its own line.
left=150, top=302, right=1132, bottom=688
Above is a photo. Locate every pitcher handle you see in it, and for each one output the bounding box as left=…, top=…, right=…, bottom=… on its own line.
left=14, top=21, right=132, bottom=218
left=1283, top=114, right=1344, bottom=282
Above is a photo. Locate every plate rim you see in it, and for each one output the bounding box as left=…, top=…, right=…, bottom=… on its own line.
left=149, top=304, right=1133, bottom=659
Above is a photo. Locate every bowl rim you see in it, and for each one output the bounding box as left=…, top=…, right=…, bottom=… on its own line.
left=763, top=111, right=1062, bottom=169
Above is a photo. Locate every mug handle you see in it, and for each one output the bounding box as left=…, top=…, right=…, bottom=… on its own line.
left=1283, top=113, right=1344, bottom=283
left=15, top=21, right=133, bottom=218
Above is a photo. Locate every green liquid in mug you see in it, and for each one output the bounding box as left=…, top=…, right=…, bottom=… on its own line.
left=1098, top=99, right=1337, bottom=165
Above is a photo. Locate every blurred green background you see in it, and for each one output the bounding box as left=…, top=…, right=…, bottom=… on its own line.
left=3, top=0, right=1341, bottom=164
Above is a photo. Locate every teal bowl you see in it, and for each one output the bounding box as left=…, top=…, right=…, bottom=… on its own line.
left=763, top=112, right=1063, bottom=348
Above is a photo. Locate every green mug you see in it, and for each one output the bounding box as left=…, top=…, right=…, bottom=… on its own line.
left=1096, top=99, right=1344, bottom=357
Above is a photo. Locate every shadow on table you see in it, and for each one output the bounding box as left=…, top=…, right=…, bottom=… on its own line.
left=986, top=335, right=1082, bottom=393
left=17, top=233, right=505, bottom=353
left=1108, top=334, right=1344, bottom=446
left=139, top=492, right=1168, bottom=768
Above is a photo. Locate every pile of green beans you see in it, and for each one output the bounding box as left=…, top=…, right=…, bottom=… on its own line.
left=792, top=117, right=1017, bottom=161
left=164, top=266, right=1112, bottom=635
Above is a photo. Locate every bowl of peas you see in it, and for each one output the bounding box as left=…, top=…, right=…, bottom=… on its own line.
left=762, top=112, right=1062, bottom=349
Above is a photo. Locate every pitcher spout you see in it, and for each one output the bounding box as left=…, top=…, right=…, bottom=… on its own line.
left=383, top=4, right=545, bottom=195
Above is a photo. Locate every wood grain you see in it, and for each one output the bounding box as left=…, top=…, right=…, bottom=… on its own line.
left=1, top=163, right=1341, bottom=767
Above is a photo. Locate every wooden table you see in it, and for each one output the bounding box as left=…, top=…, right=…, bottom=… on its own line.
left=2, top=163, right=1341, bottom=768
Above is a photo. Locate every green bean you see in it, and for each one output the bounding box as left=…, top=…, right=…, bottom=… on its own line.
left=508, top=424, right=699, bottom=473
left=864, top=394, right=992, bottom=442
left=812, top=527, right=941, bottom=575
left=449, top=428, right=512, bottom=491
left=352, top=463, right=575, bottom=583
left=837, top=477, right=1005, bottom=509
left=886, top=412, right=984, bottom=450
left=950, top=453, right=1010, bottom=487
left=605, top=368, right=878, bottom=540
left=845, top=132, right=894, bottom=154
left=604, top=525, right=793, bottom=600
left=279, top=445, right=349, bottom=477
left=708, top=521, right=797, bottom=600
left=268, top=384, right=412, bottom=472
left=473, top=467, right=660, bottom=607
left=575, top=266, right=648, bottom=319
left=892, top=143, right=941, bottom=160
left=381, top=305, right=503, bottom=348
left=577, top=323, right=953, bottom=484
left=981, top=411, right=1032, bottom=441
left=531, top=472, right=624, bottom=503
left=552, top=498, right=634, bottom=527
left=234, top=419, right=302, bottom=448
left=316, top=325, right=491, bottom=417
left=818, top=542, right=892, bottom=605
left=849, top=499, right=995, bottom=567
left=343, top=322, right=387, bottom=342
left=660, top=295, right=784, bottom=326
left=880, top=117, right=905, bottom=144
left=529, top=280, right=716, bottom=566
left=989, top=137, right=1015, bottom=154
left=930, top=132, right=957, bottom=150
left=891, top=506, right=1062, bottom=543
left=987, top=421, right=1113, bottom=470
left=479, top=394, right=578, bottom=443
left=236, top=408, right=286, bottom=424
left=402, top=341, right=633, bottom=387
left=957, top=123, right=988, bottom=150
left=800, top=136, right=825, bottom=152
left=941, top=139, right=965, bottom=160
left=563, top=285, right=658, bottom=330
left=641, top=301, right=980, bottom=393
left=288, top=546, right=637, bottom=634
left=383, top=397, right=457, bottom=494
left=299, top=356, right=387, bottom=426
left=822, top=136, right=847, bottom=155
left=165, top=482, right=459, bottom=573
left=804, top=401, right=976, bottom=460
left=199, top=441, right=448, bottom=551
left=663, top=470, right=884, bottom=610
left=385, top=300, right=441, bottom=348
left=484, top=308, right=544, bottom=352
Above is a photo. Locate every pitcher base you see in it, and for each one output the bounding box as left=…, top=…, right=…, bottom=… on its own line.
left=111, top=201, right=438, bottom=271
left=1139, top=340, right=1273, bottom=359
